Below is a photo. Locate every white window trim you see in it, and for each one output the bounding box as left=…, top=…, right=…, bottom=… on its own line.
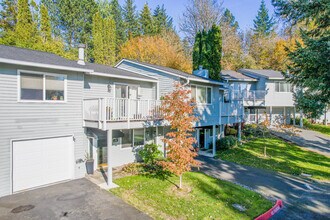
left=190, top=84, right=213, bottom=105
left=274, top=81, right=291, bottom=93
left=114, top=83, right=141, bottom=99
left=17, top=69, right=67, bottom=103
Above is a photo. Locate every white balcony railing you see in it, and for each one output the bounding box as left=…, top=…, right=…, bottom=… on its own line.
left=83, top=98, right=163, bottom=125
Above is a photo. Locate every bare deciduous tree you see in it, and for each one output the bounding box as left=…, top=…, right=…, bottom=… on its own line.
left=179, top=0, right=223, bottom=46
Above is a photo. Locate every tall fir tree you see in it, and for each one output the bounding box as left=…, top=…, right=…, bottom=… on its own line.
left=207, top=24, right=222, bottom=80
left=40, top=4, right=51, bottom=41
left=139, top=3, right=155, bottom=35
left=54, top=0, right=97, bottom=59
left=192, top=30, right=208, bottom=71
left=110, top=0, right=126, bottom=51
left=123, top=0, right=139, bottom=38
left=253, top=0, right=274, bottom=35
left=221, top=9, right=239, bottom=31
left=153, top=4, right=173, bottom=34
left=272, top=0, right=330, bottom=119
left=92, top=11, right=116, bottom=65
left=193, top=26, right=222, bottom=80
left=15, top=0, right=39, bottom=48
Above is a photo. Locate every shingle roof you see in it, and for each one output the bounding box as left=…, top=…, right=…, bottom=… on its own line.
left=122, top=59, right=224, bottom=85
left=221, top=70, right=257, bottom=81
left=238, top=69, right=284, bottom=79
left=0, top=45, right=91, bottom=70
left=0, top=45, right=157, bottom=81
left=86, top=63, right=157, bottom=81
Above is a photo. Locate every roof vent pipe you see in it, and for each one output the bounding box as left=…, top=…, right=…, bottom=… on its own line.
left=77, top=44, right=85, bottom=65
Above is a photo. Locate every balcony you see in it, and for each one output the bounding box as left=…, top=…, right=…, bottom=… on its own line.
left=83, top=98, right=163, bottom=129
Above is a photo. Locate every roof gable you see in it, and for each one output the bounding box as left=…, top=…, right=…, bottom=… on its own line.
left=116, top=59, right=224, bottom=85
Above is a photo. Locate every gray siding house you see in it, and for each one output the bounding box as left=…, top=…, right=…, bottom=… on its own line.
left=221, top=69, right=297, bottom=125
left=0, top=45, right=235, bottom=197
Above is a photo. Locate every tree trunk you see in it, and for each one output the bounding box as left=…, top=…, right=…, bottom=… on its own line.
left=179, top=175, right=182, bottom=189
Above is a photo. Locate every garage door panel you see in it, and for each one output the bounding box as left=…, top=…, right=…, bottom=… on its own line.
left=13, top=136, right=74, bottom=192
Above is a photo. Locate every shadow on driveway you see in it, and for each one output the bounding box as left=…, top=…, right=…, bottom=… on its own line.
left=197, top=156, right=330, bottom=220
left=0, top=178, right=151, bottom=220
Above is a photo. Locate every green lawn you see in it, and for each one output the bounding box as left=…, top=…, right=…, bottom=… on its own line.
left=218, top=137, right=330, bottom=181
left=305, top=123, right=330, bottom=136
left=111, top=172, right=272, bottom=220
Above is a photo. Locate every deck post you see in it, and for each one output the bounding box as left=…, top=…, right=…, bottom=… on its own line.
left=107, top=129, right=113, bottom=188
left=300, top=110, right=303, bottom=128
left=270, top=106, right=273, bottom=126
left=293, top=107, right=296, bottom=126
left=212, top=124, right=216, bottom=157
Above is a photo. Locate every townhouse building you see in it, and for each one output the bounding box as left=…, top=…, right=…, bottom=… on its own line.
left=221, top=69, right=298, bottom=126
left=0, top=45, right=244, bottom=197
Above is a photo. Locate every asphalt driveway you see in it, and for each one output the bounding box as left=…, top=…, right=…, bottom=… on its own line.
left=198, top=156, right=330, bottom=220
left=0, top=178, right=151, bottom=220
left=271, top=128, right=330, bottom=157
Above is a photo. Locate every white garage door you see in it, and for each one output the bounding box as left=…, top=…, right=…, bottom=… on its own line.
left=13, top=136, right=74, bottom=192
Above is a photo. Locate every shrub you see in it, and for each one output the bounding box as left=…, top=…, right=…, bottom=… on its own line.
left=216, top=136, right=238, bottom=151
left=229, top=128, right=237, bottom=136
left=225, top=124, right=238, bottom=136
left=138, top=143, right=163, bottom=165
left=243, top=124, right=270, bottom=138
left=122, top=163, right=145, bottom=175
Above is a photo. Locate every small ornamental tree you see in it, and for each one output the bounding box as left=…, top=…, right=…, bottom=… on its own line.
left=159, top=82, right=200, bottom=188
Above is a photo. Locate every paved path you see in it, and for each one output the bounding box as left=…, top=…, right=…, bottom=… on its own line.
left=198, top=156, right=330, bottom=220
left=0, top=178, right=151, bottom=220
left=271, top=128, right=330, bottom=157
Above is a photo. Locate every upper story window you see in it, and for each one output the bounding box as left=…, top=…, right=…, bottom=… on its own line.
left=275, top=81, right=291, bottom=92
left=19, top=70, right=66, bottom=102
left=191, top=85, right=212, bottom=104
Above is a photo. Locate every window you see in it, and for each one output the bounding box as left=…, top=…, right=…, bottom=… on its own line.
left=191, top=85, right=212, bottom=104
left=20, top=73, right=43, bottom=100
left=46, top=75, right=65, bottom=101
left=275, top=82, right=291, bottom=92
left=145, top=127, right=156, bottom=144
left=207, top=87, right=212, bottom=104
left=19, top=71, right=66, bottom=102
left=112, top=129, right=133, bottom=148
left=134, top=129, right=144, bottom=146
left=115, top=84, right=128, bottom=98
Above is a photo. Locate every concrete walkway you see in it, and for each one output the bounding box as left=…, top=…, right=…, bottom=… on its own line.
left=271, top=128, right=330, bottom=157
left=0, top=178, right=151, bottom=220
left=198, top=156, right=330, bottom=220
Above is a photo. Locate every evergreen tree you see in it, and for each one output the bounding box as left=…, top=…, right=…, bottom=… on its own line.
left=221, top=9, right=239, bottom=31
left=110, top=0, right=126, bottom=50
left=153, top=4, right=173, bottom=34
left=40, top=4, right=51, bottom=41
left=272, top=0, right=329, bottom=119
left=92, top=11, right=116, bottom=65
left=193, top=26, right=222, bottom=80
left=123, top=0, right=139, bottom=38
left=41, top=0, right=61, bottom=36
left=207, top=24, right=222, bottom=80
left=253, top=0, right=274, bottom=35
left=15, top=0, right=39, bottom=48
left=139, top=3, right=155, bottom=35
left=0, top=0, right=17, bottom=31
left=192, top=30, right=209, bottom=71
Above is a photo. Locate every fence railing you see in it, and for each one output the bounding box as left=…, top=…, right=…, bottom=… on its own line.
left=83, top=98, right=163, bottom=124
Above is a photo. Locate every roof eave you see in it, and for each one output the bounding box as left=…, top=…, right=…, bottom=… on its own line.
left=0, top=58, right=93, bottom=73
left=88, top=71, right=158, bottom=83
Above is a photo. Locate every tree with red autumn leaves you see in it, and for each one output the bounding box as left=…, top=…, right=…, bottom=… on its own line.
left=159, top=82, right=200, bottom=188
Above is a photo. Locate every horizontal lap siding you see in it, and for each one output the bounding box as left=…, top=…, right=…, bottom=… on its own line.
left=118, top=61, right=221, bottom=127
left=117, top=61, right=178, bottom=97
left=84, top=75, right=156, bottom=100
left=0, top=64, right=86, bottom=197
